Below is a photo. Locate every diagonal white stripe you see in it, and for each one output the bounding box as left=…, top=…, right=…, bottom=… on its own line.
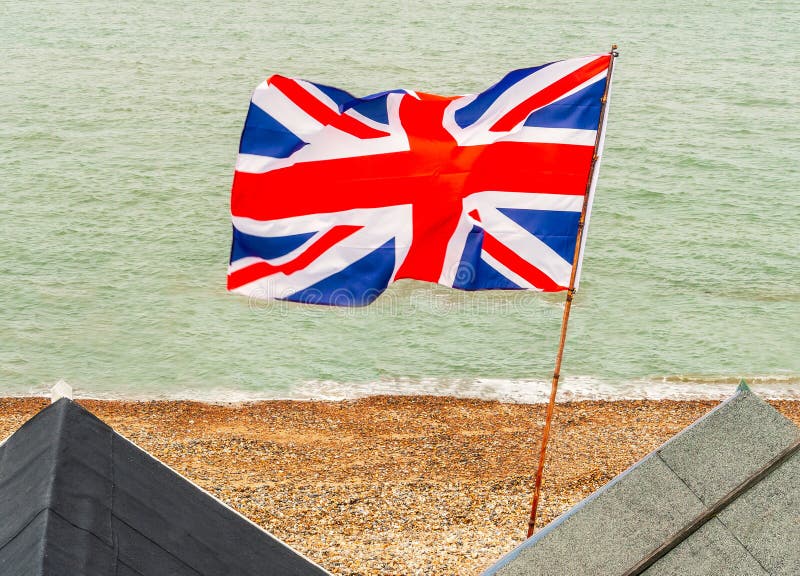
left=443, top=55, right=605, bottom=145
left=477, top=57, right=605, bottom=129
left=295, top=79, right=340, bottom=112
left=481, top=208, right=573, bottom=287
left=437, top=211, right=476, bottom=286
left=479, top=251, right=539, bottom=291
left=230, top=206, right=413, bottom=299
left=238, top=91, right=410, bottom=174
left=253, top=80, right=324, bottom=140
left=439, top=192, right=582, bottom=288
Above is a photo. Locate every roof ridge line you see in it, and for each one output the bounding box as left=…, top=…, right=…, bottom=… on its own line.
left=44, top=399, right=73, bottom=512
left=652, top=384, right=794, bottom=458
left=621, top=436, right=800, bottom=576
left=0, top=401, right=69, bottom=567
left=480, top=386, right=798, bottom=576
left=40, top=399, right=75, bottom=575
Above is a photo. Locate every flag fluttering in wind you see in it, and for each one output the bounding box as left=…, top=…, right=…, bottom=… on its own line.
left=228, top=54, right=613, bottom=306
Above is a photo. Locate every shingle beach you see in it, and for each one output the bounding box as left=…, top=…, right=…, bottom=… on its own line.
left=2, top=396, right=798, bottom=575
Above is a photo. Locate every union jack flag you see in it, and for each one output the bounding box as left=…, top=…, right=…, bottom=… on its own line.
left=229, top=54, right=613, bottom=306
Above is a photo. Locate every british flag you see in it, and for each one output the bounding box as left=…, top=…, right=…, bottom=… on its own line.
left=228, top=53, right=613, bottom=306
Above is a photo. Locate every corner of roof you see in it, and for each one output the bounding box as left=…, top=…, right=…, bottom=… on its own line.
left=0, top=397, right=110, bottom=475
left=4, top=397, right=71, bottom=446
left=49, top=396, right=73, bottom=411
left=51, top=397, right=109, bottom=428
left=480, top=384, right=795, bottom=575
left=653, top=382, right=796, bottom=453
left=480, top=437, right=659, bottom=574
left=45, top=397, right=107, bottom=434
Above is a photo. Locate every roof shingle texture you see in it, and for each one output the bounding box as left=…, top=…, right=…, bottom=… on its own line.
left=0, top=399, right=330, bottom=576
left=483, top=388, right=800, bottom=576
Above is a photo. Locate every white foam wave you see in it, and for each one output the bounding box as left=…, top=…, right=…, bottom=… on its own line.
left=288, top=376, right=800, bottom=403
left=12, top=375, right=800, bottom=404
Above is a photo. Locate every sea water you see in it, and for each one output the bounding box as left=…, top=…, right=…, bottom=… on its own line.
left=1, top=0, right=798, bottom=401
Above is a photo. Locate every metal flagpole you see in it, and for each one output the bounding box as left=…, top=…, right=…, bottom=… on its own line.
left=526, top=44, right=618, bottom=538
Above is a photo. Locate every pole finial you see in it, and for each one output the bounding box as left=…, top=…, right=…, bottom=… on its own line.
left=51, top=379, right=73, bottom=403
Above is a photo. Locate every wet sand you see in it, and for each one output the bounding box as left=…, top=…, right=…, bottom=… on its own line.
left=2, top=396, right=798, bottom=575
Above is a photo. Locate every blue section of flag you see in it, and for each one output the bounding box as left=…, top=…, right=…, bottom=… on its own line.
left=230, top=228, right=316, bottom=263
left=473, top=259, right=523, bottom=290
left=453, top=226, right=521, bottom=290
left=454, top=64, right=549, bottom=129
left=524, top=78, right=606, bottom=130
left=346, top=91, right=405, bottom=125
left=498, top=208, right=581, bottom=263
left=239, top=102, right=307, bottom=158
left=309, top=81, right=354, bottom=109
left=453, top=226, right=484, bottom=289
left=310, top=82, right=401, bottom=125
left=283, top=238, right=396, bottom=306
left=347, top=98, right=389, bottom=124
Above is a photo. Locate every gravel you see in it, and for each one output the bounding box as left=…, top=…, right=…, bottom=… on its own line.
left=2, top=396, right=798, bottom=575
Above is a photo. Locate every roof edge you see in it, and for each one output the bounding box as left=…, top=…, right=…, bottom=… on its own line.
left=0, top=398, right=74, bottom=575
left=110, top=425, right=335, bottom=575
left=480, top=384, right=791, bottom=575
left=2, top=399, right=333, bottom=576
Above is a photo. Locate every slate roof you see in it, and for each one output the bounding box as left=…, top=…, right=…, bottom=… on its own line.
left=483, top=384, right=800, bottom=576
left=0, top=398, right=331, bottom=576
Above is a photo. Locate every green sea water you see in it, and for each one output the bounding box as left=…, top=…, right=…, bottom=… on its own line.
left=1, top=1, right=798, bottom=400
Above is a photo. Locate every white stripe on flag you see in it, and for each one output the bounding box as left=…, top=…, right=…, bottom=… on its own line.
left=479, top=251, right=539, bottom=291
left=500, top=127, right=596, bottom=146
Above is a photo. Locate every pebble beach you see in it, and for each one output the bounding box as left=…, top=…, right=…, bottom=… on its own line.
left=3, top=396, right=798, bottom=575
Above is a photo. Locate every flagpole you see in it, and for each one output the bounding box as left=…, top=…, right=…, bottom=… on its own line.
left=526, top=44, right=618, bottom=538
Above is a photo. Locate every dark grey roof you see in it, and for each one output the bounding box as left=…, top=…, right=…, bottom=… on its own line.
left=483, top=384, right=800, bottom=576
left=0, top=398, right=330, bottom=576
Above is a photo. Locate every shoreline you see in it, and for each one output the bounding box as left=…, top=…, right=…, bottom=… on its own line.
left=4, top=374, right=800, bottom=405
left=2, top=396, right=799, bottom=575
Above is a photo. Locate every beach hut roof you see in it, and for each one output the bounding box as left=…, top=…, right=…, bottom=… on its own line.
left=0, top=398, right=331, bottom=576
left=482, top=383, right=800, bottom=576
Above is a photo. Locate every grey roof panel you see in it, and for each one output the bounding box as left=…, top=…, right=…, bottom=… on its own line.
left=0, top=404, right=62, bottom=547
left=0, top=399, right=330, bottom=576
left=114, top=517, right=203, bottom=576
left=0, top=510, right=46, bottom=576
left=641, top=519, right=769, bottom=576
left=46, top=398, right=115, bottom=543
left=39, top=510, right=117, bottom=575
left=719, top=450, right=800, bottom=575
left=483, top=387, right=800, bottom=576
left=657, top=390, right=798, bottom=505
left=489, top=456, right=706, bottom=576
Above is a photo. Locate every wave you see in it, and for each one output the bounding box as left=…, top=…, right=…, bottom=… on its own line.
left=10, top=375, right=800, bottom=404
